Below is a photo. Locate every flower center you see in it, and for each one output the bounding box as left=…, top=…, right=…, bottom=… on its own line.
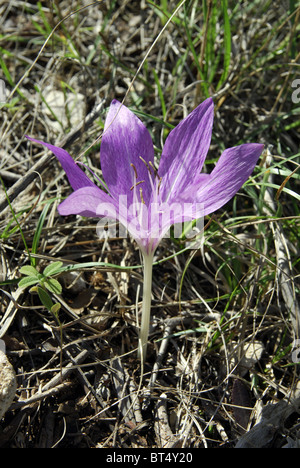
left=129, top=157, right=158, bottom=204
left=130, top=163, right=145, bottom=204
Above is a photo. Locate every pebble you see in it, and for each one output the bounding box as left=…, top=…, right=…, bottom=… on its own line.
left=0, top=349, right=17, bottom=420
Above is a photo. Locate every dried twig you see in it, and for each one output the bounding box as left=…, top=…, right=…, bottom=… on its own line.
left=154, top=393, right=179, bottom=448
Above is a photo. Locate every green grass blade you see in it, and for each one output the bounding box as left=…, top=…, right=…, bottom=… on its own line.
left=152, top=68, right=167, bottom=119
left=216, top=0, right=231, bottom=90
left=0, top=56, right=25, bottom=99
left=0, top=176, right=31, bottom=263
left=31, top=201, right=53, bottom=267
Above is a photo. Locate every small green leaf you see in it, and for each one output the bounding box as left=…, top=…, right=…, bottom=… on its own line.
left=51, top=303, right=61, bottom=316
left=37, top=286, right=54, bottom=311
left=19, top=265, right=40, bottom=277
left=44, top=278, right=62, bottom=295
left=43, top=261, right=63, bottom=277
left=18, top=276, right=39, bottom=289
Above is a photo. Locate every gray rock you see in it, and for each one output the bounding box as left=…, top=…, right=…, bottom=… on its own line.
left=0, top=349, right=17, bottom=420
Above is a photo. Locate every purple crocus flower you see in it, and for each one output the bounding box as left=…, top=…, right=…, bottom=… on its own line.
left=26, top=98, right=263, bottom=254
left=26, top=98, right=264, bottom=362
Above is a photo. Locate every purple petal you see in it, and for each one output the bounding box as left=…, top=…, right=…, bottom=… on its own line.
left=100, top=100, right=155, bottom=204
left=26, top=137, right=96, bottom=191
left=183, top=143, right=264, bottom=216
left=158, top=98, right=214, bottom=202
left=58, top=186, right=117, bottom=218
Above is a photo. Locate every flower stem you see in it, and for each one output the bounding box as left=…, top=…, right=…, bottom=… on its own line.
left=138, top=251, right=154, bottom=364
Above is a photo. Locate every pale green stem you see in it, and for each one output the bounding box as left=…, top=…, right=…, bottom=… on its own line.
left=138, top=251, right=154, bottom=364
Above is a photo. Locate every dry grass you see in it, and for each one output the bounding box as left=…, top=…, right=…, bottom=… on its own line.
left=0, top=0, right=299, bottom=448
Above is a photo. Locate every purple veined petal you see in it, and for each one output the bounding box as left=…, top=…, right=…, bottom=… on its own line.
left=158, top=98, right=214, bottom=203
left=26, top=137, right=96, bottom=191
left=190, top=173, right=211, bottom=185
left=184, top=143, right=264, bottom=216
left=58, top=186, right=117, bottom=218
left=100, top=100, right=155, bottom=205
left=75, top=161, right=108, bottom=191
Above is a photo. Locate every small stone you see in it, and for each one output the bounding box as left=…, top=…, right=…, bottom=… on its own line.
left=239, top=341, right=264, bottom=375
left=41, top=86, right=86, bottom=132
left=0, top=350, right=17, bottom=420
left=227, top=340, right=264, bottom=377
